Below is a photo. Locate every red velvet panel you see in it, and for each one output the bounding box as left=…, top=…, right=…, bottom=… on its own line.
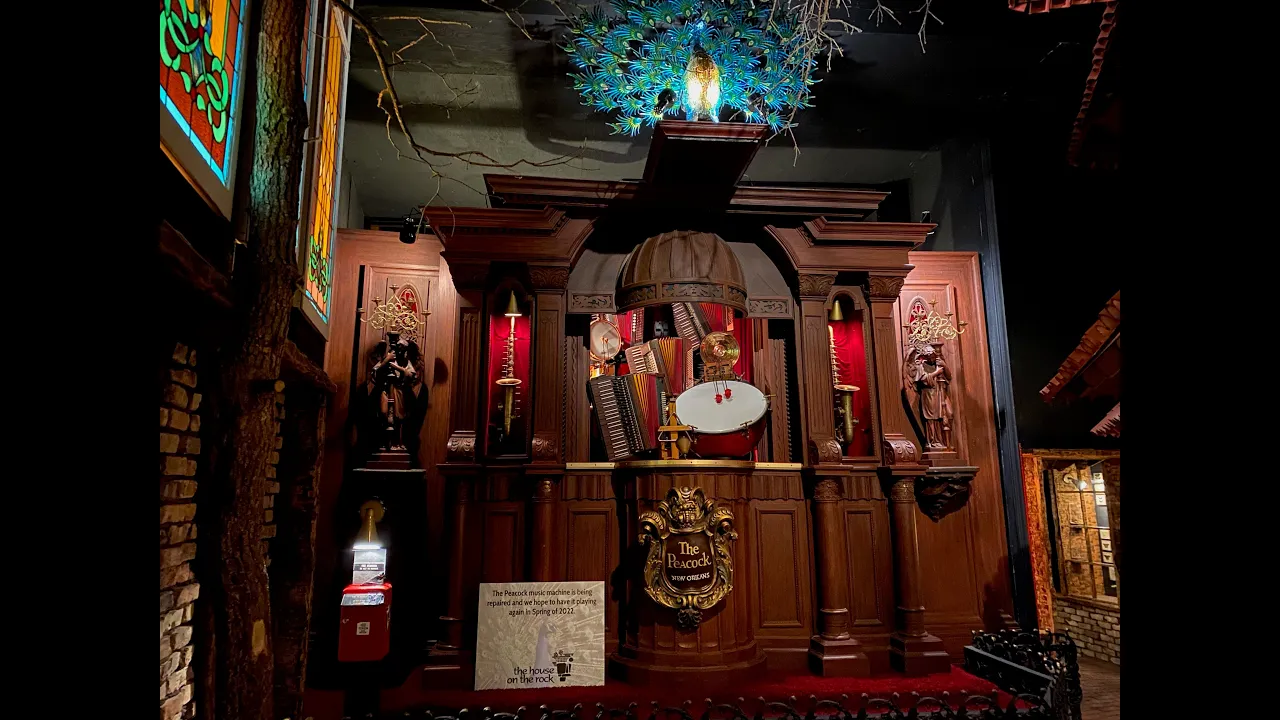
left=485, top=313, right=532, bottom=454
left=829, top=312, right=873, bottom=457
left=731, top=311, right=753, bottom=383
left=698, top=303, right=752, bottom=383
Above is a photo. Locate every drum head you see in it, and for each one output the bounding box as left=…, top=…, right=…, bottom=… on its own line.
left=675, top=381, right=767, bottom=434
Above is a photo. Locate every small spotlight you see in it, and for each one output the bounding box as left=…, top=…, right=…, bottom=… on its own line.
left=400, top=210, right=422, bottom=244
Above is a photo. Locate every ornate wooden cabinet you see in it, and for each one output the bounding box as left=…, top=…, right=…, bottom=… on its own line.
left=316, top=122, right=1021, bottom=691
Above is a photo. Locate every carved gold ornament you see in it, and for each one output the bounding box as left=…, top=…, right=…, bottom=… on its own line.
left=905, top=298, right=967, bottom=348
left=362, top=286, right=426, bottom=337
left=637, top=487, right=736, bottom=630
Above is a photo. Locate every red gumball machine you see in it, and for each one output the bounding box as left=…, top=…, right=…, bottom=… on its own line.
left=338, top=500, right=392, bottom=663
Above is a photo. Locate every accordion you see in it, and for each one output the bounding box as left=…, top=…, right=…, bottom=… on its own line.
left=672, top=302, right=712, bottom=344
left=587, top=374, right=667, bottom=462
left=623, top=337, right=688, bottom=396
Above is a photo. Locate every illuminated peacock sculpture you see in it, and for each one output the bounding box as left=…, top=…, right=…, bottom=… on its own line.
left=563, top=0, right=818, bottom=135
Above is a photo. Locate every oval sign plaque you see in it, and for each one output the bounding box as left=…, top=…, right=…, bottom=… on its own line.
left=638, top=487, right=737, bottom=630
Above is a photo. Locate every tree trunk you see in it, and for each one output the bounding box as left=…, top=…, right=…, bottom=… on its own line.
left=210, top=0, right=306, bottom=717
left=272, top=389, right=328, bottom=720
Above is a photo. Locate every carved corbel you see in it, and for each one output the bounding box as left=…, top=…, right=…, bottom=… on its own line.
left=445, top=431, right=477, bottom=462
left=881, top=433, right=921, bottom=466
left=528, top=265, right=570, bottom=291
left=863, top=275, right=906, bottom=303
left=915, top=466, right=979, bottom=522
left=531, top=432, right=560, bottom=462
left=809, top=438, right=843, bottom=465
left=798, top=273, right=837, bottom=299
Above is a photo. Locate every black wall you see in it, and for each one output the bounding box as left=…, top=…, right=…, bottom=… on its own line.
left=990, top=140, right=1121, bottom=451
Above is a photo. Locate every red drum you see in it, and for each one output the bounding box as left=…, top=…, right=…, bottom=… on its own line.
left=675, top=380, right=769, bottom=459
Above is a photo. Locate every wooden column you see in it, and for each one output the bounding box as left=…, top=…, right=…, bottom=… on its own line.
left=438, top=261, right=488, bottom=653
left=798, top=273, right=841, bottom=466
left=527, top=265, right=568, bottom=581
left=798, top=273, right=868, bottom=676
left=438, top=476, right=471, bottom=651
left=808, top=477, right=870, bottom=675
left=443, top=261, right=490, bottom=466
left=867, top=274, right=949, bottom=675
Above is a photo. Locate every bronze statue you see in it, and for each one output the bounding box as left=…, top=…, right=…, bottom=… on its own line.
left=366, top=331, right=426, bottom=456
left=904, top=343, right=953, bottom=450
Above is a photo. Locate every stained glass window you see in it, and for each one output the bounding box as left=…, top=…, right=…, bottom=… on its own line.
left=303, top=5, right=350, bottom=323
left=295, top=0, right=321, bottom=256
left=159, top=0, right=246, bottom=211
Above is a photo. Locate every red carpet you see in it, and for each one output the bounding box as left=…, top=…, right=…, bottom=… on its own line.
left=374, top=666, right=1006, bottom=715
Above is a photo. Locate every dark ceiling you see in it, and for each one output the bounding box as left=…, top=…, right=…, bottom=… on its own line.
left=342, top=1, right=1112, bottom=214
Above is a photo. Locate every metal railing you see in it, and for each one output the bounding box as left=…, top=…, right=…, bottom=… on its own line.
left=334, top=689, right=1053, bottom=720
left=964, top=630, right=1082, bottom=720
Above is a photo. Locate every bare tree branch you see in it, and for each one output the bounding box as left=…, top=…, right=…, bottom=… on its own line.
left=331, top=0, right=582, bottom=176
left=911, top=0, right=944, bottom=52
left=870, top=1, right=901, bottom=26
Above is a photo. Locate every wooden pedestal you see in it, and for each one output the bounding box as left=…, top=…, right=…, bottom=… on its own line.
left=611, top=464, right=767, bottom=688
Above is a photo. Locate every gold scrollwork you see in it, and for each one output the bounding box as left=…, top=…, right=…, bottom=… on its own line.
left=637, top=487, right=737, bottom=630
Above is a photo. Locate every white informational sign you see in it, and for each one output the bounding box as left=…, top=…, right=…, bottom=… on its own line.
left=352, top=548, right=387, bottom=585
left=474, top=581, right=606, bottom=691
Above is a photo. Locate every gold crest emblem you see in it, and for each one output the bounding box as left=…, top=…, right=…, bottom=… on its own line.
left=637, top=487, right=737, bottom=629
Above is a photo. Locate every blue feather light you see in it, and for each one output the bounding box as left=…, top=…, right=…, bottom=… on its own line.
left=563, top=0, right=818, bottom=135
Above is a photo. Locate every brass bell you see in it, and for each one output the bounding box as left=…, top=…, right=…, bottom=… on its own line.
left=829, top=299, right=844, bottom=322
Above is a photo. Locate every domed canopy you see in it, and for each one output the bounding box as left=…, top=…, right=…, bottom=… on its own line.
left=617, top=230, right=748, bottom=314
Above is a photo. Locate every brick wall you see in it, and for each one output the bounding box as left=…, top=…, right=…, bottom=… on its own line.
left=1053, top=595, right=1120, bottom=666
left=161, top=343, right=202, bottom=720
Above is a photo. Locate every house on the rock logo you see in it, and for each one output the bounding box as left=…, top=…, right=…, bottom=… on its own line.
left=552, top=649, right=573, bottom=682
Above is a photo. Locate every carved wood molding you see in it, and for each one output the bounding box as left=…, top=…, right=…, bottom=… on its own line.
left=531, top=477, right=556, bottom=501
left=529, top=265, right=570, bottom=290
left=888, top=477, right=916, bottom=503
left=568, top=293, right=615, bottom=313
left=915, top=467, right=978, bottom=522
left=798, top=273, right=837, bottom=299
left=813, top=478, right=841, bottom=502
left=424, top=206, right=569, bottom=238
left=802, top=217, right=936, bottom=246
left=809, top=438, right=843, bottom=464
left=531, top=432, right=560, bottom=463
left=882, top=433, right=921, bottom=466
left=483, top=175, right=886, bottom=218
left=448, top=262, right=490, bottom=291
left=747, top=296, right=792, bottom=318
left=446, top=431, right=477, bottom=462
left=864, top=275, right=906, bottom=302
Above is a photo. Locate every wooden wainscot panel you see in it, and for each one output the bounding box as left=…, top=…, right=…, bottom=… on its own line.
left=479, top=503, right=525, bottom=584
left=750, top=500, right=815, bottom=672
left=897, top=252, right=1014, bottom=658
left=560, top=501, right=621, bottom=653
left=916, top=502, right=982, bottom=652
left=842, top=500, right=895, bottom=673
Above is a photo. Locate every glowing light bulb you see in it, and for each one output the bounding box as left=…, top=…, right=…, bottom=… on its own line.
left=683, top=48, right=722, bottom=122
